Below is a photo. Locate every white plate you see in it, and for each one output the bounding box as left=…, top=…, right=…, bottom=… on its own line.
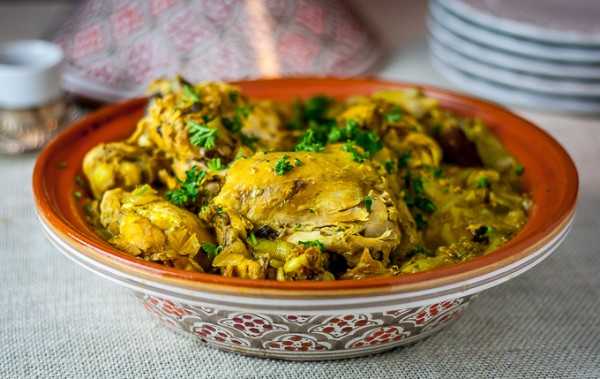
left=438, top=0, right=600, bottom=46
left=429, top=1, right=600, bottom=62
left=431, top=57, right=600, bottom=113
left=428, top=19, right=600, bottom=79
left=430, top=34, right=600, bottom=97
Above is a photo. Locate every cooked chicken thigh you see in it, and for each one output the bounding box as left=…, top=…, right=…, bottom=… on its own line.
left=99, top=185, right=214, bottom=271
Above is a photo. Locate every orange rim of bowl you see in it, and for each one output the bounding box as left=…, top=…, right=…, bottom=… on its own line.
left=32, top=77, right=578, bottom=297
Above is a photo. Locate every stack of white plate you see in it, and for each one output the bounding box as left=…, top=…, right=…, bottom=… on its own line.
left=428, top=0, right=600, bottom=113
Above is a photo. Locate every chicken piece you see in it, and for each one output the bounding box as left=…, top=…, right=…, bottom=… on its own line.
left=372, top=88, right=438, bottom=118
left=207, top=144, right=407, bottom=274
left=253, top=239, right=333, bottom=280
left=388, top=132, right=442, bottom=169
left=99, top=185, right=214, bottom=271
left=129, top=77, right=248, bottom=180
left=241, top=101, right=295, bottom=151
left=83, top=142, right=160, bottom=199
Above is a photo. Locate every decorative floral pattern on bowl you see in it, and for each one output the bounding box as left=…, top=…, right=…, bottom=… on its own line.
left=137, top=293, right=471, bottom=359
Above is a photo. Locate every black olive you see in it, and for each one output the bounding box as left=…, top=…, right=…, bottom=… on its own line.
left=254, top=225, right=278, bottom=240
left=438, top=127, right=482, bottom=166
left=328, top=252, right=348, bottom=279
left=472, top=226, right=490, bottom=244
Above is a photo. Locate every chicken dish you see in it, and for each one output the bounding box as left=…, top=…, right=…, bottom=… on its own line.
left=80, top=77, right=531, bottom=281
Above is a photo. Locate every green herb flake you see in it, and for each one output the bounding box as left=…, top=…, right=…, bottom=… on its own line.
left=515, top=164, right=525, bottom=176
left=83, top=203, right=94, bottom=217
left=385, top=107, right=404, bottom=123
left=432, top=167, right=444, bottom=178
left=384, top=159, right=395, bottom=174
left=404, top=173, right=437, bottom=218
left=248, top=232, right=258, bottom=246
left=183, top=84, right=200, bottom=103
left=207, top=158, right=224, bottom=171
left=75, top=175, right=85, bottom=187
left=274, top=155, right=294, bottom=176
left=202, top=242, right=223, bottom=261
left=294, top=158, right=303, bottom=167
left=398, top=152, right=411, bottom=169
left=364, top=196, right=373, bottom=212
left=294, top=129, right=325, bottom=152
left=299, top=240, right=325, bottom=252
left=73, top=191, right=83, bottom=199
left=343, top=141, right=367, bottom=163
left=166, top=166, right=206, bottom=207
left=303, top=96, right=333, bottom=122
left=188, top=120, right=218, bottom=150
left=476, top=176, right=490, bottom=188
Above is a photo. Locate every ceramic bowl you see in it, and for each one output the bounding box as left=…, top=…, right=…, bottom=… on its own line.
left=32, top=78, right=578, bottom=361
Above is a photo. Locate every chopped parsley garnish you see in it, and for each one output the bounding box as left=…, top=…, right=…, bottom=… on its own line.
left=364, top=196, right=373, bottom=212
left=384, top=159, right=395, bottom=174
left=295, top=129, right=326, bottom=152
left=223, top=106, right=250, bottom=131
left=274, top=155, right=294, bottom=175
left=248, top=232, right=258, bottom=246
left=207, top=158, right=224, bottom=171
left=183, top=84, right=200, bottom=103
left=222, top=106, right=257, bottom=148
left=403, top=173, right=436, bottom=230
left=343, top=141, right=367, bottom=163
left=188, top=120, right=217, bottom=150
left=304, top=96, right=333, bottom=122
left=385, top=106, right=404, bottom=123
left=299, top=240, right=325, bottom=252
left=166, top=166, right=206, bottom=207
left=515, top=164, right=525, bottom=176
left=239, top=132, right=259, bottom=149
left=202, top=242, right=223, bottom=260
left=73, top=191, right=83, bottom=199
left=286, top=95, right=334, bottom=130
left=75, top=175, right=85, bottom=187
left=293, top=115, right=383, bottom=162
left=330, top=119, right=383, bottom=159
left=398, top=151, right=411, bottom=169
left=432, top=167, right=444, bottom=178
left=476, top=176, right=490, bottom=188
left=294, top=158, right=303, bottom=167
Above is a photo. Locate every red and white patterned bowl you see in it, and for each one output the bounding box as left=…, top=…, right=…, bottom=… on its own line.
left=32, top=78, right=578, bottom=360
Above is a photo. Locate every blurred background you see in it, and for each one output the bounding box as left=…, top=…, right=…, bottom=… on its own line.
left=3, top=0, right=600, bottom=118
left=0, top=0, right=433, bottom=100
